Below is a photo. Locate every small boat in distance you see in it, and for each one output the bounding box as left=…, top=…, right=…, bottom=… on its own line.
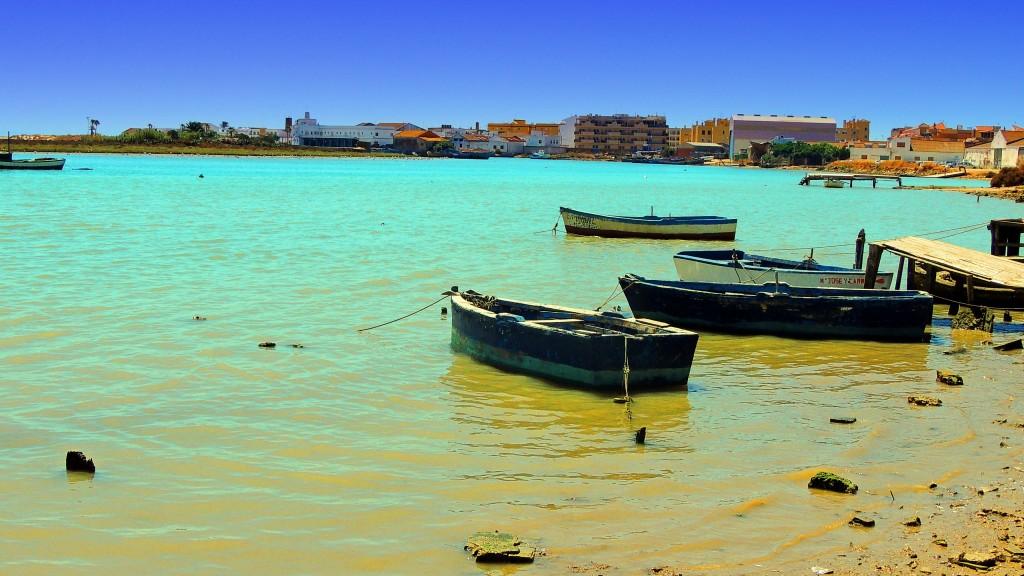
left=529, top=150, right=552, bottom=159
left=559, top=206, right=737, bottom=240
left=449, top=148, right=492, bottom=159
left=674, top=249, right=894, bottom=289
left=823, top=179, right=845, bottom=188
left=619, top=274, right=933, bottom=341
left=0, top=133, right=65, bottom=170
left=448, top=288, right=698, bottom=390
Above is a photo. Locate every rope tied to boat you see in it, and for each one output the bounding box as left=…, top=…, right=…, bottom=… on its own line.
left=357, top=294, right=449, bottom=332
left=596, top=279, right=636, bottom=311
left=617, top=336, right=632, bottom=404
left=730, top=252, right=775, bottom=284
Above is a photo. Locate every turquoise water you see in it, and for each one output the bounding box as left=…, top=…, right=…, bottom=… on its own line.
left=1, top=154, right=1020, bottom=575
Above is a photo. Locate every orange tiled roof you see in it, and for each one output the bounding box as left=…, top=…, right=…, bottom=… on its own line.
left=1000, top=130, right=1024, bottom=143
left=395, top=130, right=440, bottom=139
left=909, top=139, right=964, bottom=153
left=462, top=134, right=489, bottom=142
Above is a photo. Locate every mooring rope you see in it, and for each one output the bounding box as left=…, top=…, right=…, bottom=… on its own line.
left=620, top=337, right=631, bottom=403
left=746, top=221, right=993, bottom=255
left=596, top=280, right=635, bottom=311
left=357, top=295, right=449, bottom=332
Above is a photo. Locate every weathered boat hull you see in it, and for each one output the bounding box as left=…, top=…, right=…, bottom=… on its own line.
left=450, top=291, right=698, bottom=390
left=910, top=264, right=1024, bottom=309
left=619, top=274, right=933, bottom=341
left=674, top=249, right=894, bottom=289
left=560, top=207, right=736, bottom=240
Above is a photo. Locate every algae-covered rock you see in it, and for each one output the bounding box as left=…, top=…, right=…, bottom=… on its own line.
left=909, top=395, right=942, bottom=406
left=936, top=370, right=964, bottom=385
left=951, top=307, right=994, bottom=332
left=808, top=471, right=858, bottom=494
left=465, top=531, right=536, bottom=563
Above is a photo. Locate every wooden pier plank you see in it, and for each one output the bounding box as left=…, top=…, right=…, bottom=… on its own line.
left=872, top=236, right=1024, bottom=287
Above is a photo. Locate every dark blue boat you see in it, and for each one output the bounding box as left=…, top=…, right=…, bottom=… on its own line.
left=618, top=274, right=933, bottom=341
left=449, top=289, right=698, bottom=390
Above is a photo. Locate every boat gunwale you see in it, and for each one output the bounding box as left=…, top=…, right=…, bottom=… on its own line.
left=624, top=274, right=932, bottom=301
left=450, top=292, right=694, bottom=337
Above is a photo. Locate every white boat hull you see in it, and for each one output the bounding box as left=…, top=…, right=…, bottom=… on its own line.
left=560, top=207, right=736, bottom=240
left=674, top=252, right=894, bottom=289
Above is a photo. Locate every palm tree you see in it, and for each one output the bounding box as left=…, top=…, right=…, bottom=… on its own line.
left=181, top=121, right=207, bottom=133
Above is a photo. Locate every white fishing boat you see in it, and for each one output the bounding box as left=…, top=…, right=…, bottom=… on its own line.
left=673, top=249, right=894, bottom=289
left=560, top=207, right=737, bottom=240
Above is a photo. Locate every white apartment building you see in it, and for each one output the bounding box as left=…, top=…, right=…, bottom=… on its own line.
left=291, top=112, right=395, bottom=147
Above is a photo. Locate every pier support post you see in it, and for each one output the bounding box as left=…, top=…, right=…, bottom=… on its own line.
left=863, top=244, right=885, bottom=289
left=854, top=229, right=866, bottom=269
left=895, top=257, right=905, bottom=290
left=906, top=258, right=916, bottom=290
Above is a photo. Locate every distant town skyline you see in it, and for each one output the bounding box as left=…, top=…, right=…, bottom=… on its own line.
left=5, top=0, right=1021, bottom=141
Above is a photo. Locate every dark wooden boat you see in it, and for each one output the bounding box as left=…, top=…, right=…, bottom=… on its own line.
left=449, top=148, right=492, bottom=159
left=559, top=207, right=736, bottom=240
left=0, top=134, right=65, bottom=170
left=618, top=274, right=933, bottom=341
left=449, top=289, right=698, bottom=390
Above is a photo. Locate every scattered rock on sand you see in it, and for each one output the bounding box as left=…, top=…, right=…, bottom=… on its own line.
left=953, top=551, right=999, bottom=569
left=829, top=417, right=857, bottom=424
left=936, top=370, right=964, bottom=385
left=849, top=516, right=875, bottom=527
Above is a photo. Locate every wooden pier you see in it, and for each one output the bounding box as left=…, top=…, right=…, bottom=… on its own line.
left=799, top=172, right=903, bottom=188
left=862, top=235, right=1024, bottom=309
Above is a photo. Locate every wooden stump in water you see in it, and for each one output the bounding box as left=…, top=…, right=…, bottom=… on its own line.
left=66, top=451, right=95, bottom=473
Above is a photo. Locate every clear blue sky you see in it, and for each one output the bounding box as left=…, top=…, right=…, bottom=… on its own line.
left=4, top=0, right=1020, bottom=141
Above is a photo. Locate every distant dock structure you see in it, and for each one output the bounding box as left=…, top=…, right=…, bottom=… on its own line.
left=799, top=172, right=903, bottom=188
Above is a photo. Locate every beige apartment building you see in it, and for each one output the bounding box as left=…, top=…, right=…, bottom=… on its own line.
left=487, top=119, right=561, bottom=137
left=689, top=118, right=730, bottom=146
left=573, top=114, right=668, bottom=155
left=837, top=118, right=871, bottom=142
